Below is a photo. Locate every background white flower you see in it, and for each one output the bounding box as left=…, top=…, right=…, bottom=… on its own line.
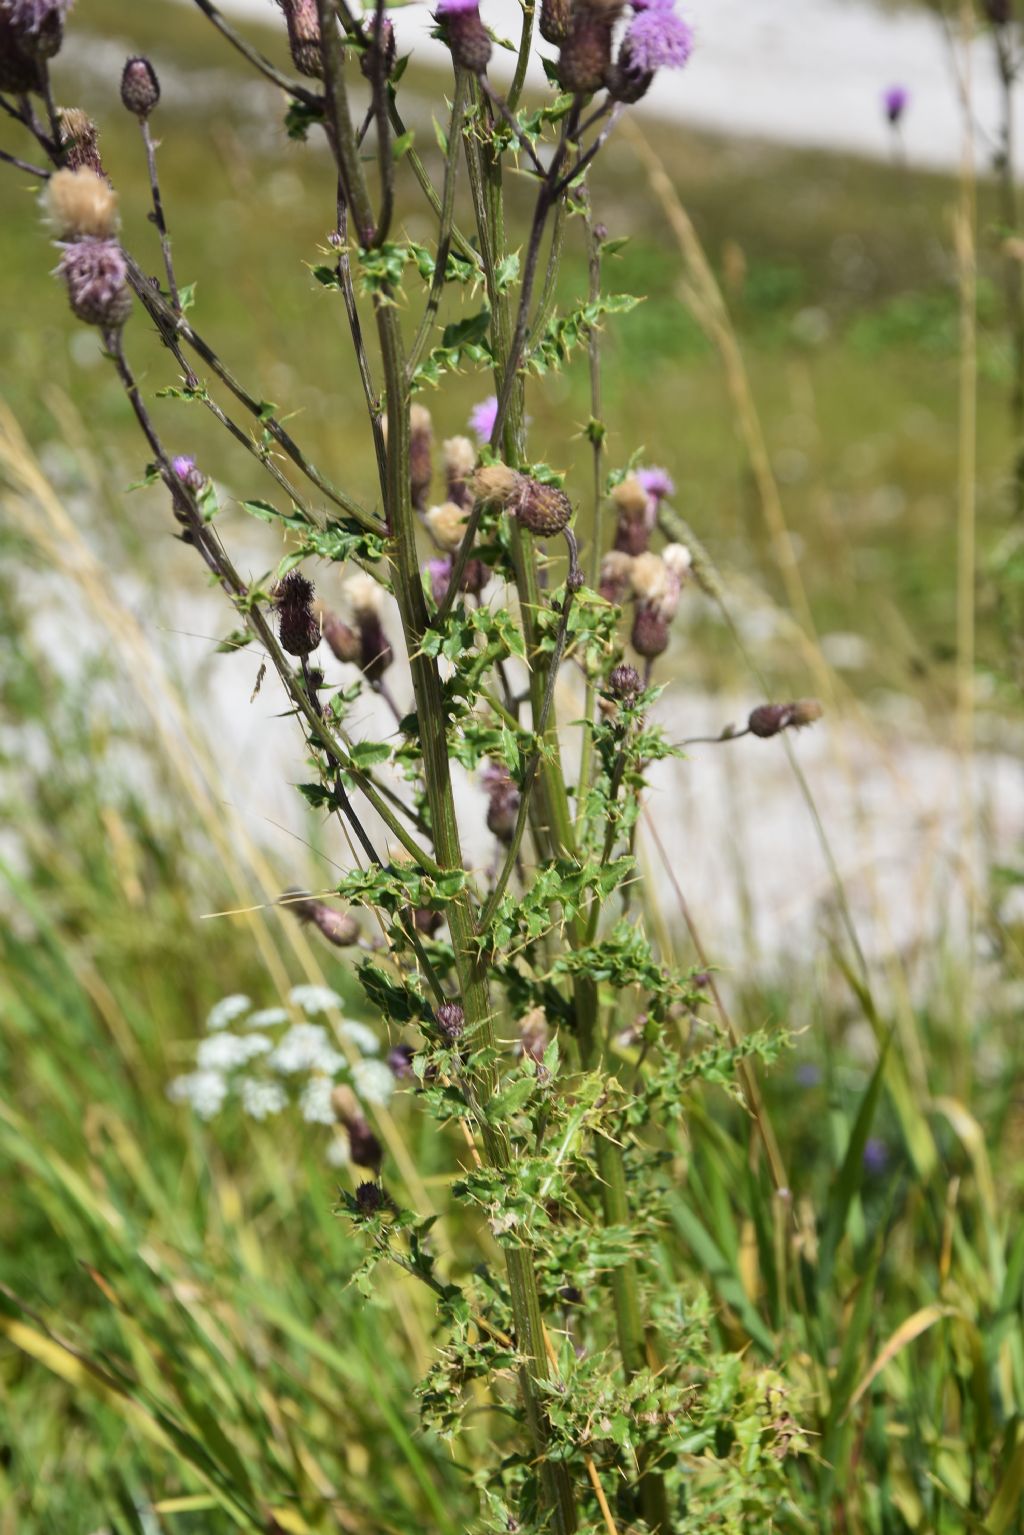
left=269, top=1023, right=344, bottom=1076
left=167, top=1071, right=227, bottom=1120
left=326, top=1135, right=351, bottom=1168
left=351, top=1058, right=396, bottom=1106
left=245, top=1006, right=290, bottom=1030
left=340, top=1019, right=380, bottom=1055
left=289, top=984, right=342, bottom=1015
left=240, top=1078, right=288, bottom=1121
left=300, top=1077, right=335, bottom=1125
left=206, top=994, right=251, bottom=1032
left=197, top=1032, right=272, bottom=1073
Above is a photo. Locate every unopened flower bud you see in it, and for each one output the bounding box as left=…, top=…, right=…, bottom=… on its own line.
left=360, top=11, right=396, bottom=77
left=515, top=478, right=572, bottom=537
left=354, top=1180, right=386, bottom=1216
left=276, top=0, right=322, bottom=77
left=436, top=0, right=492, bottom=74
left=435, top=1000, right=465, bottom=1040
left=120, top=55, right=160, bottom=118
left=0, top=11, right=42, bottom=91
left=557, top=7, right=615, bottom=94
left=273, top=569, right=320, bottom=657
left=410, top=403, right=433, bottom=511
left=747, top=699, right=823, bottom=738
left=172, top=455, right=205, bottom=493
left=608, top=662, right=641, bottom=702
left=285, top=890, right=360, bottom=947
left=46, top=167, right=118, bottom=240
left=414, top=907, right=442, bottom=936
left=540, top=0, right=573, bottom=43
left=631, top=603, right=669, bottom=659
left=387, top=1042, right=417, bottom=1079
left=321, top=609, right=362, bottom=665
left=359, top=613, right=393, bottom=680
left=57, top=238, right=131, bottom=330
left=332, top=1085, right=383, bottom=1170
left=57, top=108, right=104, bottom=175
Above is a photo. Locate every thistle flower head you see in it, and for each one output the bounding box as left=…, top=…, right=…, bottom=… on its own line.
left=435, top=0, right=492, bottom=74
left=343, top=572, right=385, bottom=619
left=354, top=1181, right=386, bottom=1217
left=599, top=548, right=634, bottom=604
left=883, top=84, right=909, bottom=124
left=514, top=478, right=572, bottom=537
left=45, top=167, right=118, bottom=240
left=443, top=434, right=477, bottom=507
left=321, top=609, right=361, bottom=664
left=284, top=891, right=360, bottom=948
left=629, top=550, right=670, bottom=605
left=482, top=760, right=520, bottom=844
left=469, top=394, right=499, bottom=442
left=435, top=1000, right=465, bottom=1040
left=387, top=1042, right=417, bottom=1079
left=360, top=10, right=396, bottom=79
left=471, top=462, right=522, bottom=506
left=631, top=603, right=669, bottom=659
left=410, top=402, right=433, bottom=510
left=747, top=699, right=823, bottom=739
left=275, top=0, right=322, bottom=78
left=661, top=542, right=692, bottom=582
left=612, top=473, right=656, bottom=554
left=273, top=569, right=320, bottom=657
left=636, top=465, right=675, bottom=503
left=608, top=662, right=642, bottom=701
left=57, top=107, right=103, bottom=175
left=57, top=238, right=131, bottom=331
left=1, top=0, right=72, bottom=59
left=618, top=0, right=693, bottom=73
left=426, top=555, right=453, bottom=605
left=172, top=455, right=205, bottom=493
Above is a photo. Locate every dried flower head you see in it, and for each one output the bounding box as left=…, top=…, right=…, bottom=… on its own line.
left=46, top=168, right=118, bottom=240
left=343, top=572, right=385, bottom=618
left=469, top=394, right=498, bottom=442
left=57, top=108, right=103, bottom=175
left=662, top=542, right=692, bottom=581
left=612, top=473, right=656, bottom=555
left=436, top=0, right=492, bottom=74
left=482, top=760, right=520, bottom=844
left=410, top=402, right=433, bottom=511
left=275, top=0, right=322, bottom=77
left=599, top=549, right=634, bottom=604
left=518, top=1007, right=550, bottom=1063
left=444, top=435, right=477, bottom=506
left=747, top=699, right=823, bottom=739
left=557, top=7, right=615, bottom=93
left=471, top=462, right=522, bottom=506
left=120, top=55, right=160, bottom=118
left=57, top=238, right=131, bottom=330
left=515, top=478, right=572, bottom=537
left=273, top=570, right=320, bottom=657
left=426, top=500, right=469, bottom=552
left=435, top=1000, right=465, bottom=1040
left=629, top=550, right=670, bottom=605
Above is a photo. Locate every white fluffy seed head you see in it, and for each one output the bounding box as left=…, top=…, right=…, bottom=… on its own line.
left=629, top=551, right=670, bottom=605
left=45, top=168, right=118, bottom=240
left=342, top=572, right=385, bottom=618
left=425, top=500, right=468, bottom=551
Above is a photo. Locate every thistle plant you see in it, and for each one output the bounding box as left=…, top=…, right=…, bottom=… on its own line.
left=0, top=3, right=814, bottom=1529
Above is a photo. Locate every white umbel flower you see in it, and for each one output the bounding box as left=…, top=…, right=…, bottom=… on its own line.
left=167, top=1071, right=228, bottom=1121
left=289, top=983, right=342, bottom=1016
left=340, top=1019, right=380, bottom=1056
left=300, top=1076, right=336, bottom=1125
left=245, top=1006, right=290, bottom=1029
left=326, top=1135, right=352, bottom=1168
left=351, top=1057, right=396, bottom=1106
left=197, top=1032, right=272, bottom=1073
left=270, top=1023, right=344, bottom=1076
left=206, top=994, right=251, bottom=1032
left=240, top=1078, right=288, bottom=1121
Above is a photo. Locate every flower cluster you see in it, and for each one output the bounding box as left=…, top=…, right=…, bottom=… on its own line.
left=554, top=0, right=693, bottom=102
left=167, top=986, right=396, bottom=1167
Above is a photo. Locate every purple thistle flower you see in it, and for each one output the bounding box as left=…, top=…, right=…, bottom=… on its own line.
left=621, top=2, right=693, bottom=73
left=883, top=85, right=909, bottom=125
left=3, top=0, right=73, bottom=32
left=636, top=466, right=675, bottom=503
left=436, top=0, right=479, bottom=11
left=426, top=555, right=452, bottom=605
left=172, top=455, right=196, bottom=481
left=469, top=395, right=498, bottom=443
left=57, top=239, right=131, bottom=331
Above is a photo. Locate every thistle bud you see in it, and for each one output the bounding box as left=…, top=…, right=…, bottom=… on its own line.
left=540, top=0, right=573, bottom=44
left=435, top=1001, right=465, bottom=1040
left=171, top=456, right=204, bottom=493
left=360, top=11, right=396, bottom=78
left=120, top=55, right=160, bottom=119
left=608, top=662, right=641, bottom=702
left=436, top=0, right=492, bottom=74
left=514, top=478, right=572, bottom=537
left=747, top=699, right=823, bottom=739
left=321, top=609, right=362, bottom=665
left=57, top=239, right=131, bottom=331
left=482, top=761, right=520, bottom=844
left=557, top=7, right=615, bottom=94
left=57, top=108, right=104, bottom=175
left=387, top=1042, right=417, bottom=1079
left=45, top=168, right=118, bottom=241
left=273, top=570, right=320, bottom=657
left=631, top=602, right=669, bottom=659
left=276, top=0, right=322, bottom=78
left=332, top=1085, right=383, bottom=1170
left=410, top=403, right=433, bottom=511
left=285, top=891, right=360, bottom=947
left=354, top=1180, right=386, bottom=1217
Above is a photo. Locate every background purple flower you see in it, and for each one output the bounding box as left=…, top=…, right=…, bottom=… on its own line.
left=469, top=395, right=498, bottom=442
left=883, top=85, right=909, bottom=125
left=623, top=3, right=694, bottom=73
left=637, top=466, right=675, bottom=502
left=426, top=555, right=452, bottom=604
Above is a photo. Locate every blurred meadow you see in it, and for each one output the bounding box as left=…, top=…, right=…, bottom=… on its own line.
left=2, top=1, right=1024, bottom=1532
